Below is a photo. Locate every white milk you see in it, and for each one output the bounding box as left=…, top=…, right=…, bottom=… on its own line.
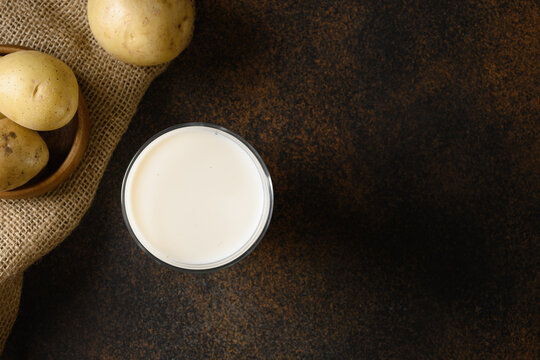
left=123, top=124, right=272, bottom=270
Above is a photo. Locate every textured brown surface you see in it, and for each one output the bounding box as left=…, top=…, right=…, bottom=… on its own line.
left=2, top=0, right=539, bottom=358
left=0, top=0, right=168, bottom=350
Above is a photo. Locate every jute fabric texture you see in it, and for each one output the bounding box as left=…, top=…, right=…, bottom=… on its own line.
left=0, top=0, right=167, bottom=351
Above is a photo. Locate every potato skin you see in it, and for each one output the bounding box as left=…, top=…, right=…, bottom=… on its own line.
left=0, top=51, right=79, bottom=131
left=88, top=0, right=195, bottom=66
left=0, top=117, right=49, bottom=191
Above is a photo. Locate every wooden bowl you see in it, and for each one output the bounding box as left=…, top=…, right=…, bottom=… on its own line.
left=0, top=45, right=90, bottom=199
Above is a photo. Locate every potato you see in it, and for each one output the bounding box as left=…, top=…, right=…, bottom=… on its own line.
left=88, top=0, right=195, bottom=66
left=0, top=50, right=79, bottom=131
left=0, top=117, right=49, bottom=191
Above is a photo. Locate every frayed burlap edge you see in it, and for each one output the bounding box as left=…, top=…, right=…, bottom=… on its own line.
left=0, top=0, right=169, bottom=351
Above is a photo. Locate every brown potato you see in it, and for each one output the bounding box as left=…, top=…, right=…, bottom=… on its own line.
left=0, top=117, right=49, bottom=191
left=0, top=51, right=79, bottom=131
left=88, top=0, right=195, bottom=66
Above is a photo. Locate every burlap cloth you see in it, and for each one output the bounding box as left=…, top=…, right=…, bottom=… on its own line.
left=0, top=0, right=169, bottom=351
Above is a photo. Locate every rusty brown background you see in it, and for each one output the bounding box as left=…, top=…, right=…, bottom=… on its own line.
left=2, top=0, right=539, bottom=358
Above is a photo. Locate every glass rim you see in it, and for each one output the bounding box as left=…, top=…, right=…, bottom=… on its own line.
left=120, top=122, right=274, bottom=273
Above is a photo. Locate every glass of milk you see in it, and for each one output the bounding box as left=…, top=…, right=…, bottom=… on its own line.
left=121, top=123, right=273, bottom=272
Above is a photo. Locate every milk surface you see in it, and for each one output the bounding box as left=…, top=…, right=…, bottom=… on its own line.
left=124, top=125, right=271, bottom=269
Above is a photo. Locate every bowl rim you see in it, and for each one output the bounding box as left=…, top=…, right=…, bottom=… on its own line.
left=0, top=44, right=90, bottom=199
